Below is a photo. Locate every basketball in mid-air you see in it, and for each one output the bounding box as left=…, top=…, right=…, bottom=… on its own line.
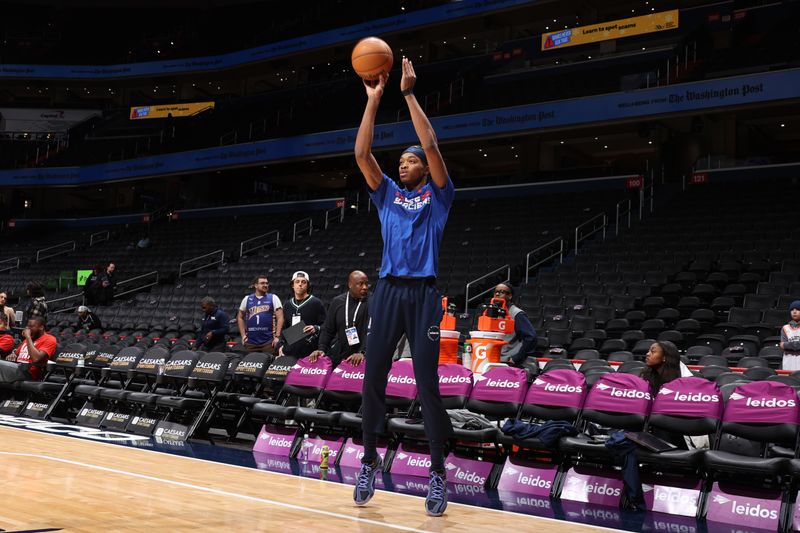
left=351, top=37, right=393, bottom=80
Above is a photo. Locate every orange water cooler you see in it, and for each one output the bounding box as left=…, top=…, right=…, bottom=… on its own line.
left=465, top=298, right=515, bottom=373
left=438, top=296, right=459, bottom=365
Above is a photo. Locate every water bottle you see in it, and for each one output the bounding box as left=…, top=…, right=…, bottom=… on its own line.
left=299, top=434, right=310, bottom=464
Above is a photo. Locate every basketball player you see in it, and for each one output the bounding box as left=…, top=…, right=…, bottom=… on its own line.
left=353, top=57, right=453, bottom=517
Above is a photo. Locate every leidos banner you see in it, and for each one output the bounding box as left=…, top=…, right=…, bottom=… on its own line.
left=542, top=10, right=679, bottom=50
left=130, top=101, right=214, bottom=120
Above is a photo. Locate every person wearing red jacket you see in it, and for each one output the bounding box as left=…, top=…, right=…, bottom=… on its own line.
left=0, top=316, right=56, bottom=382
left=0, top=314, right=13, bottom=357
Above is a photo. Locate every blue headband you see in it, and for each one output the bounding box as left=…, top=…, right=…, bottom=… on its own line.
left=402, top=145, right=428, bottom=164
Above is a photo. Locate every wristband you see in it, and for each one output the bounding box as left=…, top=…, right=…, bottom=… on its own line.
left=401, top=88, right=414, bottom=97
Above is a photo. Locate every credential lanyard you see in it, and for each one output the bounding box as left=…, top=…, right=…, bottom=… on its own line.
left=345, top=294, right=362, bottom=328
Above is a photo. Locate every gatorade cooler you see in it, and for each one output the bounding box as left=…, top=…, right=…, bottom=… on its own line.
left=476, top=298, right=515, bottom=335
left=439, top=330, right=460, bottom=365
left=440, top=296, right=456, bottom=330
left=464, top=331, right=506, bottom=374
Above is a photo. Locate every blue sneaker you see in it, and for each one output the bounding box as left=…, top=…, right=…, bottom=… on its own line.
left=353, top=457, right=382, bottom=506
left=425, top=471, right=448, bottom=516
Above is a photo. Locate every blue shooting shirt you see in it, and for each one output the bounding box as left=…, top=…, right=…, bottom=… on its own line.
left=368, top=174, right=454, bottom=278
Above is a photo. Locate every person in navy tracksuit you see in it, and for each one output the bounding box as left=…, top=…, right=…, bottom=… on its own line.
left=352, top=57, right=453, bottom=517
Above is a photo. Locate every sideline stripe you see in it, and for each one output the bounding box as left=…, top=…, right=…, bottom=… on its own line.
left=0, top=452, right=432, bottom=533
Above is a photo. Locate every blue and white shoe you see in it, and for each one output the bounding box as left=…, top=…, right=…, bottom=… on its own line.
left=425, top=471, right=448, bottom=516
left=353, top=457, right=382, bottom=506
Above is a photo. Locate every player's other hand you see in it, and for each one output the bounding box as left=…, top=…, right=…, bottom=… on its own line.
left=400, top=57, right=416, bottom=94
left=309, top=350, right=325, bottom=363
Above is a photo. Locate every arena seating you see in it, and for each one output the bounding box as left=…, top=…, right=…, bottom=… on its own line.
left=518, top=176, right=799, bottom=367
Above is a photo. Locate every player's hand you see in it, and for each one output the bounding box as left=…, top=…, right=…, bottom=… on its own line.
left=303, top=325, right=316, bottom=334
left=278, top=346, right=285, bottom=357
left=22, top=328, right=31, bottom=340
left=271, top=337, right=279, bottom=349
left=309, top=350, right=325, bottom=363
left=346, top=353, right=365, bottom=366
left=400, top=57, right=416, bottom=94
left=364, top=72, right=388, bottom=99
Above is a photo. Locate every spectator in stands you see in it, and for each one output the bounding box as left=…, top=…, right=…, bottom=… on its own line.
left=0, top=314, right=14, bottom=357
left=0, top=316, right=56, bottom=382
left=642, top=341, right=683, bottom=395
left=238, top=275, right=284, bottom=353
left=195, top=296, right=229, bottom=352
left=641, top=340, right=689, bottom=449
left=310, top=270, right=369, bottom=366
left=24, top=281, right=47, bottom=323
left=83, top=264, right=103, bottom=306
left=76, top=305, right=102, bottom=331
left=97, top=262, right=117, bottom=306
left=491, top=282, right=537, bottom=365
left=780, top=300, right=800, bottom=370
left=278, top=271, right=326, bottom=358
left=0, top=291, right=16, bottom=328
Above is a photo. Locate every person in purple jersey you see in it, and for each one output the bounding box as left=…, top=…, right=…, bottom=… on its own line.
left=237, top=275, right=284, bottom=354
left=352, top=57, right=453, bottom=517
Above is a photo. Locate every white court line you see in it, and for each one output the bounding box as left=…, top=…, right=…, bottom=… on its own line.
left=0, top=424, right=626, bottom=533
left=0, top=451, right=433, bottom=533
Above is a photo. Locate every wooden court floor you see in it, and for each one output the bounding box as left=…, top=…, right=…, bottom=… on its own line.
left=0, top=425, right=621, bottom=532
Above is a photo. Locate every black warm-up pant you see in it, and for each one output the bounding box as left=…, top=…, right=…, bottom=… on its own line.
left=361, top=276, right=453, bottom=457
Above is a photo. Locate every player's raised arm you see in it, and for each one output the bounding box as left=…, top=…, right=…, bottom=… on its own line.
left=354, top=73, right=388, bottom=191
left=400, top=57, right=449, bottom=189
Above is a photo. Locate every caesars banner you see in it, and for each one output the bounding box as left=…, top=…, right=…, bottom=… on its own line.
left=542, top=10, right=679, bottom=50
left=130, top=101, right=215, bottom=120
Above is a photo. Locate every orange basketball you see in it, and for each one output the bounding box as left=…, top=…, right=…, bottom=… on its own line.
left=351, top=37, right=393, bottom=80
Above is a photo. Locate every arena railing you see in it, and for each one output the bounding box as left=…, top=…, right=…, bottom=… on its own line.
left=239, top=230, right=280, bottom=259
left=524, top=237, right=565, bottom=284
left=47, top=292, right=85, bottom=315
left=464, top=264, right=511, bottom=314
left=574, top=213, right=607, bottom=256
left=615, top=199, right=632, bottom=236
left=115, top=270, right=159, bottom=299
left=292, top=218, right=313, bottom=242
left=89, top=230, right=110, bottom=247
left=639, top=177, right=655, bottom=219
left=178, top=251, right=224, bottom=279
left=36, top=241, right=76, bottom=263
left=324, top=204, right=345, bottom=229
left=0, top=257, right=20, bottom=274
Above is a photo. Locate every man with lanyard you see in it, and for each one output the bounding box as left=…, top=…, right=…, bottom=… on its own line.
left=237, top=275, right=284, bottom=353
left=310, top=270, right=369, bottom=366
left=195, top=296, right=229, bottom=352
left=0, top=316, right=56, bottom=382
left=492, top=283, right=538, bottom=365
left=352, top=58, right=453, bottom=516
left=278, top=271, right=326, bottom=358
